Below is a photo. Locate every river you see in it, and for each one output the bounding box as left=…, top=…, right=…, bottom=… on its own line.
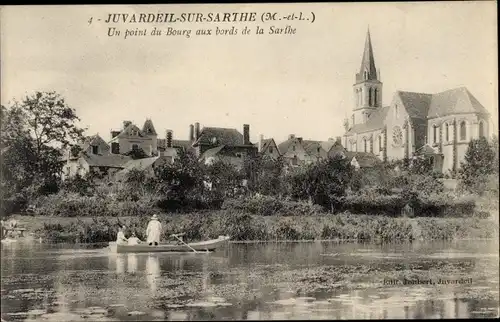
left=1, top=239, right=499, bottom=320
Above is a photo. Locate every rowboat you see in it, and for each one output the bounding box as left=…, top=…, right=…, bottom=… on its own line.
left=108, top=235, right=230, bottom=254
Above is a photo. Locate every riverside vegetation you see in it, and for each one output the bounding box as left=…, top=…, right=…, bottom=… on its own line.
left=1, top=91, right=499, bottom=243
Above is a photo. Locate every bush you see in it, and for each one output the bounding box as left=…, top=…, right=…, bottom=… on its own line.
left=222, top=195, right=324, bottom=216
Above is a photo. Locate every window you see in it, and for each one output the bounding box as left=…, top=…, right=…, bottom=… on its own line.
left=292, top=155, right=298, bottom=165
left=394, top=105, right=399, bottom=119
left=132, top=144, right=139, bottom=150
left=363, top=138, right=367, bottom=152
left=292, top=146, right=295, bottom=151
left=269, top=146, right=273, bottom=154
left=369, top=88, right=373, bottom=106
left=479, top=121, right=485, bottom=138
left=460, top=121, right=466, bottom=141
left=364, top=70, right=368, bottom=80
left=374, top=89, right=378, bottom=106
left=378, top=135, right=382, bottom=152
left=433, top=125, right=438, bottom=143
left=317, top=147, right=320, bottom=153
left=92, top=145, right=99, bottom=155
left=111, top=142, right=120, bottom=154
left=445, top=123, right=449, bottom=142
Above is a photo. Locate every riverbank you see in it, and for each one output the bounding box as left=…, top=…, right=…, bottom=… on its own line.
left=7, top=210, right=499, bottom=244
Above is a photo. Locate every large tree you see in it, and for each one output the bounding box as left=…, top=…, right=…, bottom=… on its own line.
left=1, top=91, right=85, bottom=213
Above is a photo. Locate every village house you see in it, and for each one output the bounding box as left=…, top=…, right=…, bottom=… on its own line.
left=256, top=135, right=280, bottom=160
left=343, top=29, right=492, bottom=174
left=195, top=123, right=258, bottom=169
left=276, top=135, right=345, bottom=167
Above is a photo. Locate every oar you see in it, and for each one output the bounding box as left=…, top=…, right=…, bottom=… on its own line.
left=170, top=233, right=198, bottom=253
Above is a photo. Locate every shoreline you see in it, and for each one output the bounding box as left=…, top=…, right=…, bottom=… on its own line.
left=5, top=211, right=499, bottom=244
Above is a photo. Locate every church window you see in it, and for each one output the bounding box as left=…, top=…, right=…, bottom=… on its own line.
left=363, top=138, right=368, bottom=152
left=364, top=70, right=368, bottom=80
left=433, top=125, right=438, bottom=143
left=445, top=123, right=449, bottom=142
left=394, top=105, right=399, bottom=119
left=478, top=121, right=485, bottom=138
left=459, top=121, right=466, bottom=141
left=378, top=135, right=382, bottom=152
left=374, top=89, right=378, bottom=106
left=369, top=88, right=374, bottom=106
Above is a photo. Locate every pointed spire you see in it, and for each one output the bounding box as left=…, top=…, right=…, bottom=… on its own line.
left=357, top=27, right=378, bottom=82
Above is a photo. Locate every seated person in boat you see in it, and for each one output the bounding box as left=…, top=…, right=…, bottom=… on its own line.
left=146, top=214, right=162, bottom=246
left=127, top=232, right=142, bottom=245
left=116, top=225, right=128, bottom=245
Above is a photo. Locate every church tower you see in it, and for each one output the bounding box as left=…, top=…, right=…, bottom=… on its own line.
left=351, top=28, right=382, bottom=126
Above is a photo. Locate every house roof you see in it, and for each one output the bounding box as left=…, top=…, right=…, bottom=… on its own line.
left=114, top=123, right=145, bottom=139
left=277, top=138, right=299, bottom=155
left=415, top=144, right=440, bottom=155
left=82, top=153, right=132, bottom=168
left=302, top=140, right=324, bottom=156
left=344, top=152, right=381, bottom=168
left=114, top=156, right=164, bottom=181
left=200, top=145, right=225, bottom=160
left=427, top=87, right=490, bottom=118
left=172, top=139, right=193, bottom=150
left=193, top=127, right=247, bottom=147
left=345, top=106, right=390, bottom=135
left=142, top=119, right=157, bottom=136
left=260, top=138, right=273, bottom=151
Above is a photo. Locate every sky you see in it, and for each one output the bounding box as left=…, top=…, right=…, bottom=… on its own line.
left=1, top=2, right=497, bottom=144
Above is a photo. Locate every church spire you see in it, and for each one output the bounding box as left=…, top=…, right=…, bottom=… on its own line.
left=356, top=28, right=378, bottom=82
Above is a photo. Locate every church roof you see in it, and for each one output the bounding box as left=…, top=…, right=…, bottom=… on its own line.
left=397, top=91, right=432, bottom=119
left=427, top=87, right=490, bottom=118
left=345, top=106, right=390, bottom=135
left=356, top=28, right=378, bottom=82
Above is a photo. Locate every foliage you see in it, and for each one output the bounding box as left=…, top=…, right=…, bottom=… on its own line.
left=222, top=195, right=324, bottom=216
left=245, top=155, right=286, bottom=196
left=124, top=146, right=149, bottom=159
left=458, top=137, right=496, bottom=195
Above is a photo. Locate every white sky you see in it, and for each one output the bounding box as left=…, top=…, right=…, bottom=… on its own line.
left=1, top=2, right=497, bottom=143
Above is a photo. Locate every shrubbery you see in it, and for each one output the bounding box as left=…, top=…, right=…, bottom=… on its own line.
left=222, top=195, right=324, bottom=216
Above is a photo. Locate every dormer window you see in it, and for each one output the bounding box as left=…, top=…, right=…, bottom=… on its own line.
left=211, top=137, right=217, bottom=144
left=91, top=145, right=99, bottom=155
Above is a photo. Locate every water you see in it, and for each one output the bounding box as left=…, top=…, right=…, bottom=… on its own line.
left=1, top=240, right=499, bottom=320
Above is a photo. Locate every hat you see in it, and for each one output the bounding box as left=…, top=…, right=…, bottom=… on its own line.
left=151, top=214, right=158, bottom=220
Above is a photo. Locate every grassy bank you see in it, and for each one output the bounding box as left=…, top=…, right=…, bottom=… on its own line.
left=10, top=210, right=499, bottom=244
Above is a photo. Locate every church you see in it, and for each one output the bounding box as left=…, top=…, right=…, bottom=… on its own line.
left=343, top=29, right=492, bottom=175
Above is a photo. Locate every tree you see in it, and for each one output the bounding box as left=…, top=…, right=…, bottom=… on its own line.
left=458, top=137, right=496, bottom=194
left=1, top=92, right=86, bottom=213
left=124, top=146, right=149, bottom=159
left=205, top=160, right=243, bottom=198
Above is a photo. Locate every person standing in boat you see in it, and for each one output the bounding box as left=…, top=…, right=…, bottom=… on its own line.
left=146, top=214, right=162, bottom=246
left=116, top=225, right=128, bottom=245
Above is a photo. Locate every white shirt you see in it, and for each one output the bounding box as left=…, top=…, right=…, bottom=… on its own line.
left=116, top=231, right=128, bottom=245
left=127, top=237, right=141, bottom=245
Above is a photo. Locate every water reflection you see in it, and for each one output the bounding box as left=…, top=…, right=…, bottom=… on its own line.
left=145, top=255, right=160, bottom=294
left=1, top=240, right=498, bottom=321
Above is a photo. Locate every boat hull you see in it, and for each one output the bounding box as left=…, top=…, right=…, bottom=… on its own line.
left=109, top=236, right=230, bottom=253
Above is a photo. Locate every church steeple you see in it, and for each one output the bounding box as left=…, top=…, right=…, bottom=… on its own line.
left=351, top=27, right=383, bottom=126
left=356, top=28, right=378, bottom=82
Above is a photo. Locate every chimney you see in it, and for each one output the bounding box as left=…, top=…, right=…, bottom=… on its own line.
left=243, top=124, right=250, bottom=145
left=258, top=134, right=264, bottom=152
left=336, top=136, right=342, bottom=144
left=194, top=122, right=200, bottom=140
left=297, top=137, right=303, bottom=143
left=166, top=130, right=173, bottom=148
left=288, top=134, right=295, bottom=140
left=189, top=124, right=194, bottom=142
left=123, top=120, right=132, bottom=129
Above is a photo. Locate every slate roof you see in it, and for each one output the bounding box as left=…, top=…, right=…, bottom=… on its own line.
left=302, top=140, right=323, bottom=156
left=82, top=153, right=132, bottom=168
left=115, top=123, right=145, bottom=139
left=200, top=145, right=225, bottom=160
left=277, top=138, right=299, bottom=155
left=114, top=156, right=163, bottom=181
left=142, top=119, right=157, bottom=136
left=193, top=127, right=247, bottom=146
left=345, top=106, right=390, bottom=135
left=356, top=29, right=378, bottom=82
left=427, top=87, right=490, bottom=118
left=344, top=152, right=381, bottom=168
left=260, top=139, right=273, bottom=152
left=397, top=91, right=432, bottom=119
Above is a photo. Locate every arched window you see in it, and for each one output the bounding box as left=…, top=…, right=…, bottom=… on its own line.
left=369, top=88, right=373, bottom=106
left=364, top=70, right=368, bottom=80
left=363, top=138, right=367, bottom=152
left=374, top=89, right=378, bottom=106
left=479, top=121, right=485, bottom=138
left=460, top=121, right=466, bottom=141
left=433, top=125, right=437, bottom=143
left=394, top=105, right=399, bottom=119
left=445, top=123, right=449, bottom=142
left=378, top=135, right=382, bottom=152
